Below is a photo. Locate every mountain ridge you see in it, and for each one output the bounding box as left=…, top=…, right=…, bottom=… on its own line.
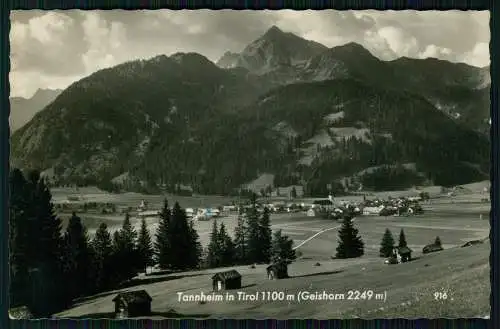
left=215, top=28, right=490, bottom=132
left=11, top=27, right=491, bottom=195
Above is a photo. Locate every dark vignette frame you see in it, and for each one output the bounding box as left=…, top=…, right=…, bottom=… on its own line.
left=0, top=0, right=497, bottom=328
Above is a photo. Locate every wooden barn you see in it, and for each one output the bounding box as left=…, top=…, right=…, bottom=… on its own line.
left=112, top=290, right=152, bottom=318
left=266, top=262, right=289, bottom=280
left=397, top=246, right=413, bottom=262
left=212, top=270, right=242, bottom=291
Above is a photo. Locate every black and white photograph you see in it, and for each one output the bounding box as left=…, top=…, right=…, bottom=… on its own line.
left=8, top=9, right=491, bottom=319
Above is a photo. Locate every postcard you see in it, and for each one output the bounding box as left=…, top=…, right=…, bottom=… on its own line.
left=8, top=9, right=491, bottom=319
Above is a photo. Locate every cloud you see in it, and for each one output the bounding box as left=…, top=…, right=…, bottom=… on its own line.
left=81, top=12, right=128, bottom=72
left=362, top=29, right=397, bottom=60
left=419, top=45, right=453, bottom=60
left=377, top=26, right=419, bottom=57
left=9, top=10, right=490, bottom=98
left=461, top=42, right=490, bottom=68
left=10, top=11, right=87, bottom=75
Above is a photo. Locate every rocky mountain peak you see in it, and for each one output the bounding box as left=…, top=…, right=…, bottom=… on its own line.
left=262, top=25, right=285, bottom=38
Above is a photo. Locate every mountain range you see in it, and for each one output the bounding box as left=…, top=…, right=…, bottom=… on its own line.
left=10, top=26, right=491, bottom=196
left=9, top=89, right=62, bottom=132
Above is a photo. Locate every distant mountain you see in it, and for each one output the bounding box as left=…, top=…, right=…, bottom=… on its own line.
left=11, top=53, right=265, bottom=190
left=9, top=89, right=62, bottom=132
left=299, top=45, right=491, bottom=132
left=216, top=51, right=240, bottom=69
left=11, top=27, right=491, bottom=195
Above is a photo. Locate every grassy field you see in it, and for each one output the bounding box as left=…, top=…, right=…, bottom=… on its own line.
left=52, top=183, right=491, bottom=319
left=56, top=241, right=490, bottom=319
left=51, top=187, right=235, bottom=210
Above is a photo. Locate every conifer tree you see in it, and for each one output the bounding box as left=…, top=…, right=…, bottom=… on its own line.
left=114, top=213, right=138, bottom=280
left=32, top=174, right=64, bottom=267
left=379, top=228, right=395, bottom=257
left=218, top=222, right=235, bottom=266
left=91, top=223, right=113, bottom=291
left=398, top=229, right=407, bottom=248
left=30, top=172, right=66, bottom=315
left=9, top=169, right=31, bottom=308
left=62, top=212, right=92, bottom=299
left=169, top=202, right=192, bottom=270
left=9, top=170, right=67, bottom=315
left=270, top=230, right=296, bottom=264
left=246, top=193, right=261, bottom=263
left=233, top=208, right=248, bottom=264
left=186, top=220, right=202, bottom=269
left=155, top=199, right=171, bottom=269
left=258, top=207, right=273, bottom=263
left=206, top=220, right=221, bottom=268
left=137, top=217, right=154, bottom=274
left=112, top=230, right=121, bottom=250
left=336, top=215, right=364, bottom=259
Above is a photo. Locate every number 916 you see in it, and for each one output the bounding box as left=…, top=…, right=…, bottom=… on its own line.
left=434, top=291, right=448, bottom=300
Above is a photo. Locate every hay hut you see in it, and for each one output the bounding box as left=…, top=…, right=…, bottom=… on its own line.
left=112, top=290, right=152, bottom=318
left=212, top=270, right=242, bottom=291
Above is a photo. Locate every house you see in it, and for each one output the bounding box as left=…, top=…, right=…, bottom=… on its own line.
left=137, top=199, right=148, bottom=211
left=388, top=246, right=413, bottom=264
left=185, top=208, right=195, bottom=218
left=137, top=210, right=161, bottom=219
left=312, top=199, right=335, bottom=211
left=266, top=262, right=289, bottom=280
left=112, top=290, right=152, bottom=318
left=212, top=270, right=242, bottom=291
left=397, top=246, right=413, bottom=262
left=363, top=206, right=384, bottom=215
left=306, top=208, right=317, bottom=217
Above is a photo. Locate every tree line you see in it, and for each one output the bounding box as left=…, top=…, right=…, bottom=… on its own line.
left=9, top=169, right=299, bottom=317
left=10, top=167, right=406, bottom=317
left=9, top=168, right=204, bottom=316
left=205, top=194, right=297, bottom=268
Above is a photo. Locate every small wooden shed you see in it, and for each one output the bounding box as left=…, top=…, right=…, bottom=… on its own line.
left=266, top=262, right=289, bottom=280
left=112, top=290, right=152, bottom=318
left=212, top=270, right=242, bottom=291
left=397, top=246, right=413, bottom=262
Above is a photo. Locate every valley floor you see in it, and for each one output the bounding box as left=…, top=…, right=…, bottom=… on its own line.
left=54, top=195, right=491, bottom=319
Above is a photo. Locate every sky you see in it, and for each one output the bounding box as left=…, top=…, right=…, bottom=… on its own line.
left=10, top=10, right=490, bottom=98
